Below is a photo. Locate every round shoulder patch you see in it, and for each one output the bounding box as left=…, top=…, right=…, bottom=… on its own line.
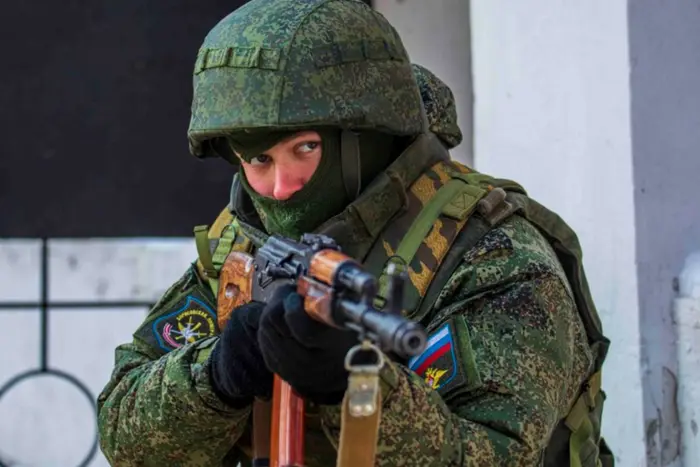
left=151, top=296, right=217, bottom=352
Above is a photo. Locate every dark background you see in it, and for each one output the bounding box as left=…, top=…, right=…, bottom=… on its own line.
left=0, top=0, right=372, bottom=238
left=0, top=0, right=250, bottom=238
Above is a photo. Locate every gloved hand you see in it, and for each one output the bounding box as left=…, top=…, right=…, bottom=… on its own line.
left=258, top=285, right=358, bottom=405
left=209, top=301, right=273, bottom=408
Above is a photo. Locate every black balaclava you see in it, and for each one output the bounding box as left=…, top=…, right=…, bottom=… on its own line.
left=229, top=129, right=399, bottom=239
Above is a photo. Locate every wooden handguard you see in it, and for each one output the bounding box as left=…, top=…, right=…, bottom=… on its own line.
left=298, top=249, right=356, bottom=328
left=216, top=251, right=254, bottom=332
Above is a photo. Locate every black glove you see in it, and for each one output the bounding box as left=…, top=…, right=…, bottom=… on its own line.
left=209, top=301, right=273, bottom=408
left=258, top=285, right=358, bottom=405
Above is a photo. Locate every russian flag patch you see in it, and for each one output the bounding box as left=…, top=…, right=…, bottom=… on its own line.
left=408, top=322, right=459, bottom=391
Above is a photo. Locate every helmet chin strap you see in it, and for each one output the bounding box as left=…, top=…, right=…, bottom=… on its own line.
left=341, top=130, right=362, bottom=201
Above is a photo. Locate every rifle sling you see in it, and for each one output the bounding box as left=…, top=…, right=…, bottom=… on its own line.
left=336, top=390, right=382, bottom=467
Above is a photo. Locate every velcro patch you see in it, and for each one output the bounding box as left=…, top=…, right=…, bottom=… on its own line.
left=152, top=296, right=217, bottom=352
left=408, top=320, right=466, bottom=394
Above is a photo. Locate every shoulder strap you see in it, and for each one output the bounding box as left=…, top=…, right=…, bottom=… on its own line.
left=413, top=174, right=610, bottom=361
left=193, top=207, right=254, bottom=297
left=408, top=171, right=524, bottom=322
left=367, top=162, right=520, bottom=322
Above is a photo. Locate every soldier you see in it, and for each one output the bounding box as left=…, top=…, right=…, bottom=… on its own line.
left=97, top=0, right=613, bottom=466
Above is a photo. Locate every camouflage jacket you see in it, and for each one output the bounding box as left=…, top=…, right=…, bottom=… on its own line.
left=97, top=138, right=595, bottom=467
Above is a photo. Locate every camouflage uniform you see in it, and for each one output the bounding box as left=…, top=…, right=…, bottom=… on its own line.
left=97, top=1, right=612, bottom=465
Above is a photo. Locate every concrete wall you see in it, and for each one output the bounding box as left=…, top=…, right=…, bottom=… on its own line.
left=0, top=239, right=196, bottom=466
left=628, top=1, right=700, bottom=465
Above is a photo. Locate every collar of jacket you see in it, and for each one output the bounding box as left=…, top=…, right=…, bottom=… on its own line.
left=230, top=132, right=450, bottom=260
left=317, top=132, right=450, bottom=260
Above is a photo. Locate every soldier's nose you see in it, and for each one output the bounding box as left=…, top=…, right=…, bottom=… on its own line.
left=272, top=170, right=304, bottom=201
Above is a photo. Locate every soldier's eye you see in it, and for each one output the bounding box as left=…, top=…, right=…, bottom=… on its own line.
left=250, top=154, right=272, bottom=166
left=297, top=141, right=320, bottom=153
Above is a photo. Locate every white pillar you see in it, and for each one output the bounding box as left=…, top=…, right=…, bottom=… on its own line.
left=373, top=0, right=474, bottom=165
left=628, top=2, right=700, bottom=465
left=469, top=2, right=644, bottom=465
left=675, top=253, right=700, bottom=466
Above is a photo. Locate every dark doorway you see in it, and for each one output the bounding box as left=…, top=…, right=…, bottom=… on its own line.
left=0, top=1, right=249, bottom=238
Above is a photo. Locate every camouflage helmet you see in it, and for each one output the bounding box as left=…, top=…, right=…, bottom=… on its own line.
left=188, top=0, right=425, bottom=159
left=412, top=64, right=463, bottom=149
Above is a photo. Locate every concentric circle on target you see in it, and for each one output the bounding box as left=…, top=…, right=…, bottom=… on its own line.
left=0, top=369, right=98, bottom=467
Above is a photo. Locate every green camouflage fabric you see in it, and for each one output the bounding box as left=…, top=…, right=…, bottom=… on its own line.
left=321, top=214, right=594, bottom=465
left=96, top=210, right=594, bottom=466
left=188, top=0, right=424, bottom=159
left=412, top=63, right=463, bottom=149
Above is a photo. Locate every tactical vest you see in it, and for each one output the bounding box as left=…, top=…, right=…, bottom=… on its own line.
left=193, top=159, right=613, bottom=467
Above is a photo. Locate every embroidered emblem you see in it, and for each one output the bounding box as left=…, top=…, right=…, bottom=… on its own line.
left=408, top=322, right=458, bottom=391
left=424, top=367, right=449, bottom=389
left=153, top=296, right=216, bottom=352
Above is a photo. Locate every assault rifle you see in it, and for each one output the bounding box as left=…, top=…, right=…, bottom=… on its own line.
left=216, top=232, right=428, bottom=467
